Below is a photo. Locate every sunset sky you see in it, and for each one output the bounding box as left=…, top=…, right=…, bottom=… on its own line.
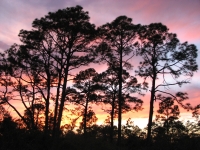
left=0, top=0, right=200, bottom=128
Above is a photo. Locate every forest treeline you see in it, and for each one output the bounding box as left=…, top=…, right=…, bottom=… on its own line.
left=0, top=5, right=200, bottom=149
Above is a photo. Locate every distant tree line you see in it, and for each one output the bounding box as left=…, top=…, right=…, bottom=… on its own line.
left=0, top=5, right=199, bottom=149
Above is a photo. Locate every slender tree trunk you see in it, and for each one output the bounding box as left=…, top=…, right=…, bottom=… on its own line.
left=110, top=93, right=116, bottom=143
left=31, top=84, right=36, bottom=130
left=84, top=80, right=91, bottom=135
left=117, top=45, right=123, bottom=146
left=147, top=51, right=157, bottom=144
left=83, top=98, right=89, bottom=135
left=56, top=60, right=70, bottom=135
left=44, top=71, right=50, bottom=133
left=45, top=96, right=49, bottom=132
left=56, top=73, right=68, bottom=134
left=52, top=70, right=62, bottom=137
left=147, top=81, right=155, bottom=143
left=53, top=52, right=65, bottom=137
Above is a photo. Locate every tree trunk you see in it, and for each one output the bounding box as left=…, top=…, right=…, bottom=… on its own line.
left=110, top=93, right=116, bottom=143
left=56, top=70, right=68, bottom=134
left=117, top=44, right=123, bottom=146
left=31, top=85, right=36, bottom=130
left=147, top=82, right=155, bottom=143
left=52, top=70, right=62, bottom=137
left=83, top=98, right=89, bottom=135
left=44, top=70, right=51, bottom=134
left=56, top=52, right=70, bottom=135
left=147, top=52, right=157, bottom=144
left=84, top=80, right=91, bottom=135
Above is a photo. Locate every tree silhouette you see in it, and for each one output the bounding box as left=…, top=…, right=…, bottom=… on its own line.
left=97, top=16, right=140, bottom=145
left=192, top=104, right=200, bottom=121
left=185, top=120, right=200, bottom=137
left=93, top=66, right=144, bottom=142
left=24, top=103, right=45, bottom=130
left=0, top=45, right=43, bottom=130
left=8, top=5, right=97, bottom=136
left=136, top=23, right=198, bottom=142
left=72, top=68, right=99, bottom=135
left=0, top=5, right=199, bottom=149
left=157, top=96, right=180, bottom=136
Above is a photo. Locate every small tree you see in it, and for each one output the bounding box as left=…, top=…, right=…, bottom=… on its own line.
left=94, top=66, right=143, bottom=142
left=24, top=103, right=45, bottom=130
left=72, top=68, right=99, bottom=135
left=157, top=96, right=180, bottom=136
